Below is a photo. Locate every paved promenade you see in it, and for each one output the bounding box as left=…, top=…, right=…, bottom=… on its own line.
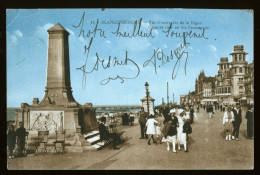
left=7, top=109, right=253, bottom=170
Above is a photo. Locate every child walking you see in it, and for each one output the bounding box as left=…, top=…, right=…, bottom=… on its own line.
left=145, top=114, right=158, bottom=145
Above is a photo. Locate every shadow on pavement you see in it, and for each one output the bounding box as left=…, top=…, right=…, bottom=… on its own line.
left=240, top=129, right=248, bottom=139
left=124, top=136, right=133, bottom=141
left=86, top=158, right=118, bottom=169
left=220, top=130, right=226, bottom=139
left=120, top=123, right=138, bottom=130
left=87, top=143, right=135, bottom=169
left=187, top=136, right=195, bottom=146
left=219, top=129, right=248, bottom=139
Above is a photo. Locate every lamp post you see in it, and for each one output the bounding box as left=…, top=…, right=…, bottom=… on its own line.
left=145, top=82, right=150, bottom=115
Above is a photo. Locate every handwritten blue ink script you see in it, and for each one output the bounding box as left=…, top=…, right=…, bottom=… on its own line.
left=72, top=12, right=208, bottom=87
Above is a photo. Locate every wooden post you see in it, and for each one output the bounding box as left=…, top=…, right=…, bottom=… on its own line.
left=167, top=82, right=169, bottom=107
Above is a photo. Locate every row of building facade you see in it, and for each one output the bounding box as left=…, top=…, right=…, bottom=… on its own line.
left=180, top=45, right=254, bottom=106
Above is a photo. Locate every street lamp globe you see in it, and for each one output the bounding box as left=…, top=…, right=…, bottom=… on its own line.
left=145, top=82, right=149, bottom=92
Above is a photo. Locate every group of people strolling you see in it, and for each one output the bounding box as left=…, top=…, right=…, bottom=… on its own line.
left=138, top=107, right=192, bottom=153
left=122, top=112, right=135, bottom=126
left=7, top=122, right=26, bottom=158
left=222, top=103, right=254, bottom=141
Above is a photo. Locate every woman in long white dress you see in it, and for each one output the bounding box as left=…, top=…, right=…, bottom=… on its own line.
left=177, top=109, right=189, bottom=152
left=222, top=106, right=234, bottom=140
left=146, top=115, right=158, bottom=145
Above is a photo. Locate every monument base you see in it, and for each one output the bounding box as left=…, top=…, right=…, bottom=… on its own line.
left=15, top=103, right=99, bottom=153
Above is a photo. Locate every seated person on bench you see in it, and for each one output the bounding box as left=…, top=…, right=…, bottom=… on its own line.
left=99, top=117, right=121, bottom=150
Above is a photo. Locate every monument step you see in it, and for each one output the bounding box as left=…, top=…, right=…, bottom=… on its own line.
left=84, top=133, right=99, bottom=140
left=25, top=141, right=102, bottom=153
left=66, top=146, right=83, bottom=153
left=83, top=130, right=99, bottom=140
left=91, top=144, right=101, bottom=149
left=97, top=143, right=109, bottom=150
left=85, top=135, right=100, bottom=145
left=25, top=145, right=86, bottom=153
left=82, top=145, right=98, bottom=152
left=27, top=139, right=77, bottom=147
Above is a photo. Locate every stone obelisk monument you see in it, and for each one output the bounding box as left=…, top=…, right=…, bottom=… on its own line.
left=15, top=24, right=98, bottom=152
left=40, top=23, right=76, bottom=107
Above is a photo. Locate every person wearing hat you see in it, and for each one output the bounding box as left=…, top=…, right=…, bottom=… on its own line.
left=245, top=105, right=254, bottom=139
left=161, top=109, right=179, bottom=152
left=207, top=104, right=214, bottom=118
left=7, top=125, right=16, bottom=158
left=162, top=106, right=170, bottom=120
left=15, top=122, right=26, bottom=157
left=122, top=112, right=129, bottom=126
left=99, top=117, right=121, bottom=150
left=232, top=103, right=242, bottom=141
left=176, top=109, right=189, bottom=152
left=183, top=108, right=192, bottom=141
left=190, top=106, right=195, bottom=124
left=129, top=112, right=135, bottom=126
left=139, top=107, right=149, bottom=139
left=222, top=106, right=235, bottom=140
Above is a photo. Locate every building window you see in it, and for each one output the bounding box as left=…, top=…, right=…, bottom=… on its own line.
left=225, top=87, right=227, bottom=93
left=239, top=67, right=242, bottom=73
left=239, top=86, right=243, bottom=93
left=235, top=55, right=237, bottom=61
left=239, top=54, right=242, bottom=61
left=228, top=87, right=231, bottom=93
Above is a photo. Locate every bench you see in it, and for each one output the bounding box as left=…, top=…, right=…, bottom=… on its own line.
left=98, top=131, right=125, bottom=150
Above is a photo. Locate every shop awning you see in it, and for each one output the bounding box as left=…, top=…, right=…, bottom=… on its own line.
left=240, top=97, right=247, bottom=100
left=201, top=99, right=218, bottom=102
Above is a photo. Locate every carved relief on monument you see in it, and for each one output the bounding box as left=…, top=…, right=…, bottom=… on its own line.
left=30, top=111, right=64, bottom=131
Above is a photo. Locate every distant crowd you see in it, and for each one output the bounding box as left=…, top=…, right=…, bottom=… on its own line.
left=136, top=102, right=254, bottom=153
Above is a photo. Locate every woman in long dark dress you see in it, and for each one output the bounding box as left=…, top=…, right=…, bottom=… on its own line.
left=7, top=125, right=16, bottom=158
left=245, top=105, right=254, bottom=139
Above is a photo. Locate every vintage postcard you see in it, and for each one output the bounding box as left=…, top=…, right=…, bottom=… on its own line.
left=6, top=9, right=254, bottom=170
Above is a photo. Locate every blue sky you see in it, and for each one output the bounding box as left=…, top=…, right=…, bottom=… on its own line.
left=7, top=9, right=253, bottom=107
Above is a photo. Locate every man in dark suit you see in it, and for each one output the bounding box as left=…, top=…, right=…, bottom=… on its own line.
left=138, top=107, right=148, bottom=139
left=207, top=105, right=213, bottom=118
left=245, top=105, right=254, bottom=139
left=232, top=103, right=242, bottom=141
left=189, top=107, right=195, bottom=124
left=15, top=122, right=26, bottom=157
left=162, top=106, right=170, bottom=119
left=99, top=117, right=121, bottom=150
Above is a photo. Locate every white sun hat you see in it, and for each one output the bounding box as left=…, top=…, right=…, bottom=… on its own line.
left=170, top=108, right=176, bottom=113
left=178, top=108, right=184, bottom=114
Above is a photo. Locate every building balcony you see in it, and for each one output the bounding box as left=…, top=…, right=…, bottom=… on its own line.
left=237, top=80, right=245, bottom=84
left=215, top=93, right=231, bottom=96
